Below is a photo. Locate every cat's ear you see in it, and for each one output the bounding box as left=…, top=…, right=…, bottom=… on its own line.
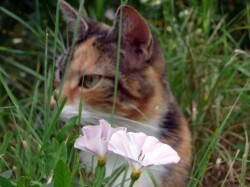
left=60, top=0, right=107, bottom=37
left=112, top=5, right=153, bottom=60
left=60, top=0, right=88, bottom=35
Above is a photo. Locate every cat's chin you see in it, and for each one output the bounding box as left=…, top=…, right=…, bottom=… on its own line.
left=59, top=104, right=161, bottom=138
left=59, top=104, right=80, bottom=123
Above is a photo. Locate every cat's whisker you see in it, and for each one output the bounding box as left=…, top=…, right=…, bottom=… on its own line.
left=60, top=105, right=160, bottom=136
left=128, top=104, right=149, bottom=120
left=159, top=129, right=181, bottom=138
left=86, top=111, right=159, bottom=136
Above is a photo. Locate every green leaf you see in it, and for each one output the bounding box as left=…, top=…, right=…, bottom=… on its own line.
left=44, top=141, right=58, bottom=177
left=44, top=139, right=67, bottom=176
left=59, top=142, right=67, bottom=162
left=0, top=175, right=16, bottom=187
left=16, top=177, right=42, bottom=187
left=55, top=116, right=77, bottom=143
left=17, top=177, right=30, bottom=187
left=0, top=170, right=13, bottom=179
left=53, top=159, right=71, bottom=187
left=29, top=181, right=42, bottom=187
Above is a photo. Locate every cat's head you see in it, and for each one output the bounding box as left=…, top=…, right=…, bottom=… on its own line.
left=51, top=0, right=171, bottom=130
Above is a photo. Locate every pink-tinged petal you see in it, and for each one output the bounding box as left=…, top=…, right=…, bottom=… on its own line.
left=81, top=125, right=102, bottom=139
left=108, top=130, right=132, bottom=157
left=74, top=134, right=109, bottom=158
left=99, top=119, right=126, bottom=140
left=108, top=131, right=180, bottom=172
left=126, top=132, right=147, bottom=158
left=99, top=120, right=115, bottom=141
left=108, top=131, right=144, bottom=170
left=82, top=137, right=109, bottom=158
left=74, top=136, right=87, bottom=151
left=74, top=119, right=127, bottom=159
left=141, top=136, right=180, bottom=166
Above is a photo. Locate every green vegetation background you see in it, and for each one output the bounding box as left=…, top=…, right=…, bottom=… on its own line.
left=0, top=0, right=249, bottom=186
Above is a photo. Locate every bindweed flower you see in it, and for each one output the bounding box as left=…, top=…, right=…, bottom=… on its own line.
left=108, top=130, right=180, bottom=181
left=74, top=119, right=126, bottom=166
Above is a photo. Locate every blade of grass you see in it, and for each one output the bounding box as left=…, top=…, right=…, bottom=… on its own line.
left=0, top=73, right=42, bottom=145
left=205, top=15, right=226, bottom=47
left=44, top=28, right=49, bottom=131
left=0, top=132, right=13, bottom=155
left=146, top=169, right=159, bottom=187
left=110, top=0, right=123, bottom=122
left=28, top=80, right=41, bottom=124
left=221, top=149, right=240, bottom=187
left=247, top=4, right=250, bottom=38
left=35, top=0, right=41, bottom=29
left=46, top=6, right=65, bottom=51
left=0, top=66, right=9, bottom=78
left=51, top=0, right=61, bottom=81
left=106, top=165, right=127, bottom=186
left=0, top=46, right=41, bottom=55
left=95, top=0, right=104, bottom=20
left=44, top=0, right=61, bottom=132
left=240, top=125, right=249, bottom=187
left=232, top=63, right=250, bottom=78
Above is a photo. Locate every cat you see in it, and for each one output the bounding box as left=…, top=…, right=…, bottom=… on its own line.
left=50, top=0, right=192, bottom=186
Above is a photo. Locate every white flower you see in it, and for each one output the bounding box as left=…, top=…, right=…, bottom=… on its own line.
left=108, top=130, right=180, bottom=174
left=74, top=120, right=126, bottom=162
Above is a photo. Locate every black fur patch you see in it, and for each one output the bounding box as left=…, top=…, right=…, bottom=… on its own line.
left=163, top=103, right=180, bottom=130
left=160, top=102, right=182, bottom=145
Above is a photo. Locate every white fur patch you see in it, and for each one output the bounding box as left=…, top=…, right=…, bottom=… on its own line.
left=60, top=104, right=161, bottom=137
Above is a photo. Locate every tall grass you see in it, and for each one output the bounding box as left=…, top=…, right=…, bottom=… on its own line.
left=0, top=0, right=249, bottom=186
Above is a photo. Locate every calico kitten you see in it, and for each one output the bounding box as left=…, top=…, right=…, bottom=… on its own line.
left=51, top=1, right=192, bottom=186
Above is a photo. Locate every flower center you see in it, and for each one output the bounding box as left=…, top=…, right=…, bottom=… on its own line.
left=138, top=150, right=145, bottom=162
left=97, top=157, right=106, bottom=167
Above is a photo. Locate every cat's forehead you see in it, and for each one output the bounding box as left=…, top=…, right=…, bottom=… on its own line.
left=70, top=34, right=117, bottom=75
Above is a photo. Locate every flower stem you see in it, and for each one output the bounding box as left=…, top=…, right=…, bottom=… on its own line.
left=129, top=170, right=141, bottom=187
left=129, top=179, right=136, bottom=187
left=94, top=164, right=105, bottom=187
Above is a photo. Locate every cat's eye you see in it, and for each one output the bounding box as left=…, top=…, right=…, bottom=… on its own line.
left=79, top=75, right=101, bottom=89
